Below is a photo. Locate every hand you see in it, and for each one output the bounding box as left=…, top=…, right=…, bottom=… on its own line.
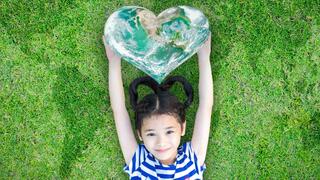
left=102, top=35, right=121, bottom=61
left=197, top=32, right=211, bottom=59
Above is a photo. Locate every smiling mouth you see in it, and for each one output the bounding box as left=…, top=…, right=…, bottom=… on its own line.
left=155, top=148, right=170, bottom=153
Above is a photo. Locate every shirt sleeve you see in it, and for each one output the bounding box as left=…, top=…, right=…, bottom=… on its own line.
left=123, top=144, right=148, bottom=175
left=183, top=142, right=206, bottom=173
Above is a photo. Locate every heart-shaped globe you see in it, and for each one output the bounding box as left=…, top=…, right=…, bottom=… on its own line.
left=104, top=6, right=209, bottom=83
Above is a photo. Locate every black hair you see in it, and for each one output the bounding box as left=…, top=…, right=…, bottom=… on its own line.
left=129, top=75, right=193, bottom=134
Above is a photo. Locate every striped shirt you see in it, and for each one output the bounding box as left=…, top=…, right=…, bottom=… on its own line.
left=123, top=142, right=206, bottom=179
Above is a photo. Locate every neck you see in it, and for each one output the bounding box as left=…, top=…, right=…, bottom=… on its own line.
left=159, top=151, right=177, bottom=165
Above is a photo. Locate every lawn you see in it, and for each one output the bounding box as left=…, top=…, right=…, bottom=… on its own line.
left=1, top=0, right=319, bottom=179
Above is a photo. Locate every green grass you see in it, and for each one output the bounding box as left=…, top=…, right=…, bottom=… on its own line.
left=1, top=0, right=319, bottom=179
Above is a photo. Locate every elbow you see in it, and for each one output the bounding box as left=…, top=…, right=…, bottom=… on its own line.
left=199, top=95, right=214, bottom=109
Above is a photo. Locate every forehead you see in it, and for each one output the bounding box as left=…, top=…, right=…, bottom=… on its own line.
left=142, top=114, right=180, bottom=130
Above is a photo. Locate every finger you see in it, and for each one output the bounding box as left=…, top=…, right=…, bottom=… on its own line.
left=102, top=35, right=107, bottom=46
left=102, top=36, right=113, bottom=52
left=205, top=33, right=211, bottom=46
left=105, top=43, right=114, bottom=54
left=207, top=32, right=211, bottom=42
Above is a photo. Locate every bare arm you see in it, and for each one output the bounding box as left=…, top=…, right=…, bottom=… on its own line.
left=103, top=36, right=137, bottom=165
left=191, top=34, right=214, bottom=165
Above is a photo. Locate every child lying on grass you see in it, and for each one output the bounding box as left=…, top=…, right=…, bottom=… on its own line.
left=103, top=33, right=213, bottom=179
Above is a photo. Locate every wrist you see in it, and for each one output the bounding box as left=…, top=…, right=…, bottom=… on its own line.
left=108, top=58, right=121, bottom=67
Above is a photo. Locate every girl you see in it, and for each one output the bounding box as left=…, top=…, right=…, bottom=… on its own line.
left=103, top=34, right=213, bottom=179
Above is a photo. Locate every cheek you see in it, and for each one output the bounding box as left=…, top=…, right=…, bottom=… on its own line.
left=142, top=136, right=156, bottom=146
left=169, top=134, right=181, bottom=145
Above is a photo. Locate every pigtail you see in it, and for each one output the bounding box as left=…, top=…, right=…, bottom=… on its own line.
left=129, top=75, right=193, bottom=112
left=160, top=76, right=194, bottom=109
left=129, top=76, right=159, bottom=111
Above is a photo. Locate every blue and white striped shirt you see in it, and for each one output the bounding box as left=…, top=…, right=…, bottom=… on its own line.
left=123, top=142, right=206, bottom=179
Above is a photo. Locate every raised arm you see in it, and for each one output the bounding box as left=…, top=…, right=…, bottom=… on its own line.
left=103, top=36, right=137, bottom=165
left=191, top=34, right=214, bottom=166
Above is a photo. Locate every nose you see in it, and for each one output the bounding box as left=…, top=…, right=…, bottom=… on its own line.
left=156, top=134, right=167, bottom=147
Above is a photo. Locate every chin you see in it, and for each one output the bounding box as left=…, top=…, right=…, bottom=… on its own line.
left=155, top=154, right=170, bottom=161
left=154, top=151, right=175, bottom=163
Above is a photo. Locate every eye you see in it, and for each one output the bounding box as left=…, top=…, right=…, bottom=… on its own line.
left=166, top=130, right=174, bottom=135
left=146, top=133, right=156, bottom=137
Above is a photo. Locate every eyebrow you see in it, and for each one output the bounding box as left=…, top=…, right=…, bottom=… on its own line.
left=144, top=129, right=154, bottom=132
left=144, top=126, right=175, bottom=132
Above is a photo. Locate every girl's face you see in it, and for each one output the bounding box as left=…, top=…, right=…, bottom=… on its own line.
left=138, top=114, right=186, bottom=165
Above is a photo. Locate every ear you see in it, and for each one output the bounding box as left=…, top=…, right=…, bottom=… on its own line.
left=136, top=130, right=143, bottom=141
left=181, top=121, right=186, bottom=136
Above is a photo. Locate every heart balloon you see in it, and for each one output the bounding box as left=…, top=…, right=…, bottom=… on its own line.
left=104, top=6, right=209, bottom=83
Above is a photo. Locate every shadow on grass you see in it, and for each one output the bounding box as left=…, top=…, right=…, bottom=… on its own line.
left=53, top=65, right=106, bottom=178
left=303, top=112, right=320, bottom=149
left=0, top=1, right=77, bottom=57
left=211, top=108, right=220, bottom=136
